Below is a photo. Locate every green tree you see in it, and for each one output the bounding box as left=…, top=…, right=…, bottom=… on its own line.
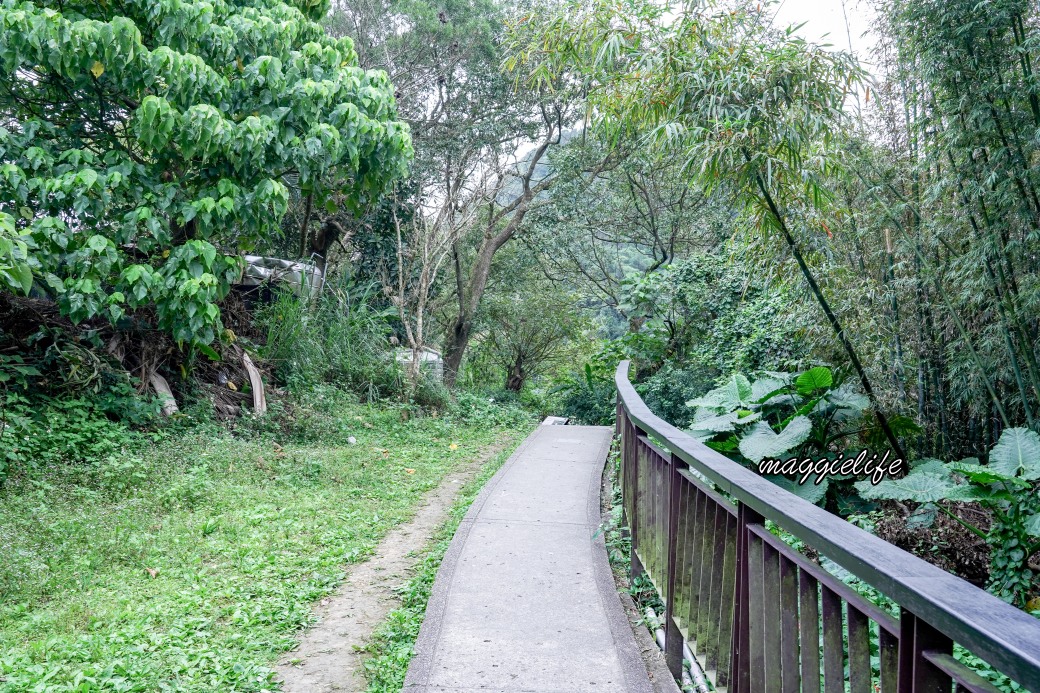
left=473, top=247, right=586, bottom=391
left=0, top=0, right=412, bottom=345
left=504, top=0, right=913, bottom=459
left=525, top=143, right=730, bottom=311
left=329, top=0, right=601, bottom=386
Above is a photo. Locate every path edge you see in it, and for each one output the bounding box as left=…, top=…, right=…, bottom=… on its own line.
left=404, top=425, right=658, bottom=692
left=402, top=425, right=546, bottom=689
left=586, top=431, right=656, bottom=693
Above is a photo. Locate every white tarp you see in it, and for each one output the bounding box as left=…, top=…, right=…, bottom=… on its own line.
left=395, top=347, right=444, bottom=381
left=239, top=255, right=324, bottom=298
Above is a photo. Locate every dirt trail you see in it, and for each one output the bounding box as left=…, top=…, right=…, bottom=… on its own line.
left=274, top=442, right=506, bottom=692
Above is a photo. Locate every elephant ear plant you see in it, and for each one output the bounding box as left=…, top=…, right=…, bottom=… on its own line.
left=686, top=366, right=869, bottom=505
left=857, top=428, right=1040, bottom=607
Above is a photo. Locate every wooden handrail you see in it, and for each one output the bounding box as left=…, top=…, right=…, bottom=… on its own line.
left=615, top=359, right=1040, bottom=690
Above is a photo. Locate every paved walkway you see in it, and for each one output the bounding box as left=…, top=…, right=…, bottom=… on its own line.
left=404, top=425, right=655, bottom=693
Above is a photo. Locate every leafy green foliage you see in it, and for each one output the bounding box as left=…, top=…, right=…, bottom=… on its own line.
left=0, top=377, right=160, bottom=483
left=635, top=362, right=716, bottom=429
left=0, top=353, right=38, bottom=389
left=256, top=276, right=403, bottom=398
left=525, top=143, right=732, bottom=311
left=0, top=0, right=411, bottom=345
left=554, top=360, right=618, bottom=426
left=472, top=250, right=588, bottom=392
left=796, top=367, right=833, bottom=396
left=448, top=391, right=535, bottom=428
left=619, top=255, right=805, bottom=372
left=858, top=427, right=1040, bottom=606
left=0, top=211, right=31, bottom=294
left=0, top=392, right=532, bottom=690
left=858, top=472, right=961, bottom=504
left=686, top=366, right=868, bottom=504
left=554, top=252, right=805, bottom=427
left=1, top=394, right=141, bottom=471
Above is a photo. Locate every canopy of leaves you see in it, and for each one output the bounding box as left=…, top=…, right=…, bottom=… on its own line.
left=0, top=0, right=412, bottom=344
left=504, top=0, right=865, bottom=229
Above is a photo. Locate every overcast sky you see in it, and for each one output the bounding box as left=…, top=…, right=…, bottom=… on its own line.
left=771, top=0, right=878, bottom=70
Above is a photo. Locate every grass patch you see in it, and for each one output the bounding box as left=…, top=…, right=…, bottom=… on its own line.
left=0, top=391, right=534, bottom=691
left=361, top=440, right=519, bottom=692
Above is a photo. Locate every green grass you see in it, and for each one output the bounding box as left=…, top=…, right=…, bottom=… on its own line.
left=0, top=392, right=534, bottom=691
left=361, top=441, right=516, bottom=692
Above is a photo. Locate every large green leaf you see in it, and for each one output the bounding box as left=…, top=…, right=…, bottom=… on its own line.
left=737, top=416, right=812, bottom=462
left=989, top=427, right=1040, bottom=479
left=686, top=373, right=753, bottom=411
left=906, top=503, right=937, bottom=530
left=855, top=473, right=960, bottom=503
left=944, top=485, right=1005, bottom=502
left=688, top=409, right=759, bottom=441
left=949, top=461, right=1020, bottom=485
left=751, top=376, right=789, bottom=403
left=795, top=366, right=832, bottom=395
left=767, top=475, right=829, bottom=504
left=909, top=458, right=950, bottom=476
left=824, top=383, right=868, bottom=412
left=1025, top=514, right=1040, bottom=538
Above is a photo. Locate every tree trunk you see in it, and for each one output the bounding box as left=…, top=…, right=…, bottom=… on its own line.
left=752, top=170, right=908, bottom=463
left=310, top=217, right=345, bottom=277
left=439, top=111, right=575, bottom=386
left=442, top=192, right=535, bottom=386
left=505, top=354, right=526, bottom=391
left=443, top=316, right=471, bottom=387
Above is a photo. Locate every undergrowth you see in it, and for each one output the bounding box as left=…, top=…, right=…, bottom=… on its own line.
left=0, top=390, right=535, bottom=691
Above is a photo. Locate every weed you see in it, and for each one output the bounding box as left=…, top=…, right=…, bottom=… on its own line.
left=0, top=392, right=534, bottom=691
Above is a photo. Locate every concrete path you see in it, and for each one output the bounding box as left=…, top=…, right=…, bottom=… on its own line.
left=404, top=425, right=655, bottom=693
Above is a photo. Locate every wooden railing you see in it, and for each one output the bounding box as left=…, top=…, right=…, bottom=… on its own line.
left=614, top=360, right=1040, bottom=693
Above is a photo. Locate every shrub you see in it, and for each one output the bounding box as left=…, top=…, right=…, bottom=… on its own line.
left=0, top=392, right=144, bottom=482
left=554, top=364, right=617, bottom=426
left=637, top=363, right=716, bottom=428
left=412, top=374, right=452, bottom=411
left=858, top=427, right=1040, bottom=607
left=449, top=392, right=533, bottom=428
left=257, top=277, right=403, bottom=399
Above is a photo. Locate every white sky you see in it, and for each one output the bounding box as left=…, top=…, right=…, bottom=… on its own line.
left=771, top=0, right=878, bottom=70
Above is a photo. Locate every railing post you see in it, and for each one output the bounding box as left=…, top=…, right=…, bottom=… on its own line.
left=731, top=501, right=764, bottom=693
left=663, top=451, right=685, bottom=679
left=898, top=608, right=953, bottom=693
left=616, top=398, right=629, bottom=534
left=615, top=397, right=622, bottom=437
left=629, top=418, right=645, bottom=581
